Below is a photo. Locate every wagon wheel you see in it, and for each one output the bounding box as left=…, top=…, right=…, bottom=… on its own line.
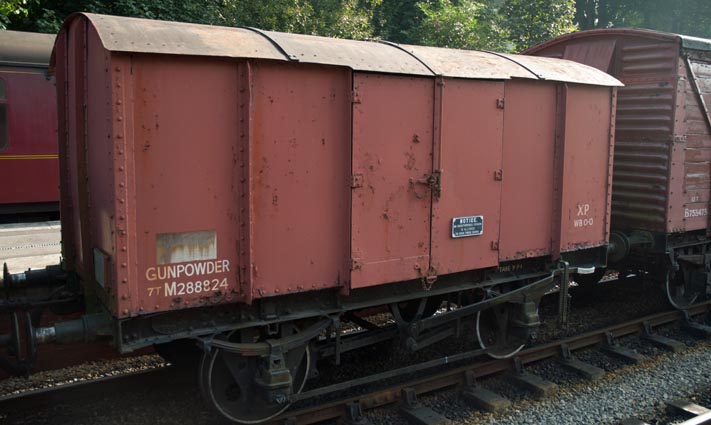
left=199, top=327, right=310, bottom=424
left=664, top=245, right=711, bottom=310
left=665, top=268, right=700, bottom=310
left=475, top=302, right=529, bottom=359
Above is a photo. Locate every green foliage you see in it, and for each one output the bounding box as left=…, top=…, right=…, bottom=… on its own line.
left=0, top=0, right=30, bottom=30
left=500, top=0, right=577, bottom=51
left=220, top=0, right=382, bottom=39
left=1, top=0, right=223, bottom=33
left=373, top=0, right=424, bottom=44
left=575, top=0, right=711, bottom=38
left=411, top=0, right=509, bottom=50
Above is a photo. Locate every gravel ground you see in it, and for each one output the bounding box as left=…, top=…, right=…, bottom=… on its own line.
left=364, top=336, right=711, bottom=425
left=0, top=354, right=166, bottom=397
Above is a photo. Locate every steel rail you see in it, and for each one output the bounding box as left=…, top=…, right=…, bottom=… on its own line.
left=271, top=301, right=711, bottom=424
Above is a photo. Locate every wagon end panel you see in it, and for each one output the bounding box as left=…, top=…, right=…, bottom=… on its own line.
left=430, top=79, right=503, bottom=275
left=351, top=74, right=433, bottom=288
left=127, top=55, right=241, bottom=316
left=249, top=62, right=351, bottom=299
left=83, top=25, right=116, bottom=312
left=499, top=80, right=556, bottom=261
left=681, top=55, right=711, bottom=232
left=57, top=17, right=89, bottom=275
left=557, top=84, right=615, bottom=252
left=54, top=29, right=74, bottom=268
left=612, top=36, right=679, bottom=233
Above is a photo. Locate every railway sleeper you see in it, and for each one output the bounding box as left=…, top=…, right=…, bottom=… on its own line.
left=556, top=344, right=605, bottom=380
left=342, top=401, right=373, bottom=425
left=641, top=321, right=687, bottom=352
left=398, top=388, right=451, bottom=425
left=601, top=332, right=649, bottom=364
left=506, top=357, right=558, bottom=399
left=460, top=370, right=512, bottom=413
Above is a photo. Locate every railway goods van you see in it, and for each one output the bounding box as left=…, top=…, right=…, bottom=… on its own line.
left=2, top=13, right=620, bottom=423
left=0, top=30, right=59, bottom=214
left=527, top=29, right=711, bottom=309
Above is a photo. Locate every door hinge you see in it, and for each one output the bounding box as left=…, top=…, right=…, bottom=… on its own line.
left=494, top=169, right=503, bottom=181
left=351, top=173, right=363, bottom=188
left=496, top=98, right=505, bottom=109
left=351, top=89, right=361, bottom=104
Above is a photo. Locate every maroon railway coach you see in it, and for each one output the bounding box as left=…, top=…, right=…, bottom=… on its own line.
left=0, top=30, right=59, bottom=214
left=527, top=29, right=711, bottom=309
left=2, top=13, right=619, bottom=423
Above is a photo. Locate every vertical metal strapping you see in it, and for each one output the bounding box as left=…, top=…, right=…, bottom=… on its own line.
left=551, top=83, right=568, bottom=260
left=111, top=54, right=131, bottom=317
left=605, top=87, right=618, bottom=242
left=684, top=56, right=711, bottom=235
left=237, top=61, right=254, bottom=304
left=429, top=76, right=444, bottom=278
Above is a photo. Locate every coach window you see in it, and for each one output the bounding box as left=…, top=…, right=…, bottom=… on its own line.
left=0, top=78, right=7, bottom=151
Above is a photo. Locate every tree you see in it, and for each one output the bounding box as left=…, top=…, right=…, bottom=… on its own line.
left=0, top=0, right=31, bottom=30
left=410, top=0, right=508, bottom=50
left=1, top=0, right=223, bottom=33
left=575, top=0, right=711, bottom=38
left=372, top=0, right=424, bottom=44
left=220, top=0, right=381, bottom=39
left=500, top=0, right=577, bottom=51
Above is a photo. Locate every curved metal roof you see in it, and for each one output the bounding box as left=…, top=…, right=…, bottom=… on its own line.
left=0, top=30, right=55, bottom=67
left=526, top=28, right=711, bottom=55
left=58, top=13, right=621, bottom=86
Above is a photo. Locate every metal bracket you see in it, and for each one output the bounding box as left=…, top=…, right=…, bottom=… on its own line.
left=557, top=261, right=571, bottom=328
left=351, top=173, right=363, bottom=189
left=351, top=89, right=361, bottom=104
left=560, top=343, right=572, bottom=360
left=344, top=401, right=370, bottom=425
left=333, top=316, right=342, bottom=365
left=401, top=387, right=420, bottom=408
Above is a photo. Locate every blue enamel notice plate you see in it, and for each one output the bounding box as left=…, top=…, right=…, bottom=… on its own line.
left=451, top=216, right=483, bottom=238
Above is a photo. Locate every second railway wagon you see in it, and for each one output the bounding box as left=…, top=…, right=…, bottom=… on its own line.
left=0, top=30, right=59, bottom=214
left=527, top=29, right=711, bottom=309
left=1, top=13, right=619, bottom=423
